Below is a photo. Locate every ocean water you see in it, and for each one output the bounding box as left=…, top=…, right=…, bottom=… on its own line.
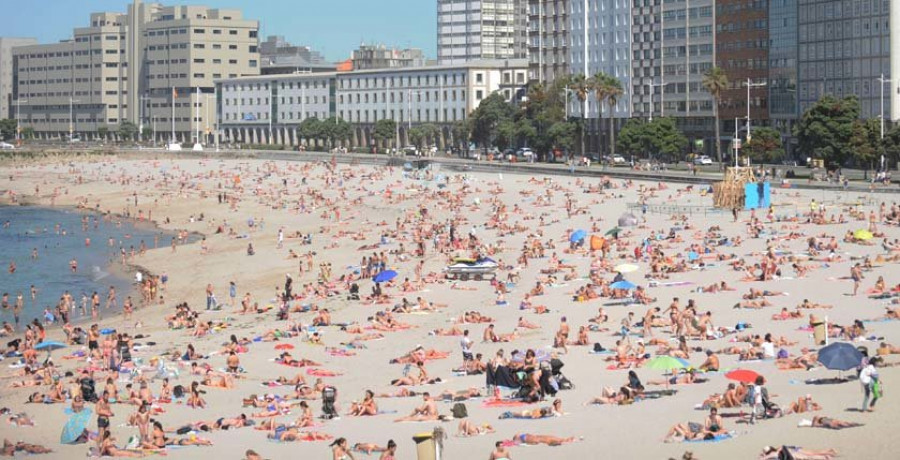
left=0, top=206, right=173, bottom=327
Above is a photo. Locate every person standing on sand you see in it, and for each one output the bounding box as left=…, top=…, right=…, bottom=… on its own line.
left=859, top=358, right=880, bottom=412
left=850, top=263, right=863, bottom=296
left=229, top=281, right=237, bottom=307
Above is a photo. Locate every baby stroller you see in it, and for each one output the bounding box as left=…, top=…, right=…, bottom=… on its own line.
left=80, top=377, right=98, bottom=403
left=321, top=386, right=338, bottom=419
left=347, top=283, right=360, bottom=301
left=549, top=358, right=574, bottom=390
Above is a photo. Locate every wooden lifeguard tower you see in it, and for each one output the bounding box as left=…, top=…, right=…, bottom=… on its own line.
left=712, top=167, right=758, bottom=209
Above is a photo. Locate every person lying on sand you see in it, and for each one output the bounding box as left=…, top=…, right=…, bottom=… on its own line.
left=457, top=419, right=495, bottom=437
left=1, top=439, right=53, bottom=456
left=798, top=416, right=862, bottom=430
left=759, top=445, right=838, bottom=460
left=509, top=433, right=576, bottom=446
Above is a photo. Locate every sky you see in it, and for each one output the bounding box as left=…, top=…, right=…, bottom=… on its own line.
left=0, top=0, right=437, bottom=62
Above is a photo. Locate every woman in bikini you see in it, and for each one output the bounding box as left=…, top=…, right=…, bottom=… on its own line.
left=348, top=390, right=378, bottom=416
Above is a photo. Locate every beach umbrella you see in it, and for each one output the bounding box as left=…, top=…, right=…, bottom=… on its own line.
left=373, top=270, right=398, bottom=283
left=853, top=229, right=873, bottom=241
left=100, top=328, right=116, bottom=335
left=687, top=251, right=700, bottom=261
left=569, top=229, right=587, bottom=243
left=725, top=369, right=761, bottom=384
left=614, top=263, right=639, bottom=274
left=644, top=356, right=687, bottom=389
left=34, top=341, right=66, bottom=351
left=274, top=344, right=294, bottom=351
left=817, top=342, right=863, bottom=371
left=605, top=227, right=621, bottom=237
left=60, top=407, right=93, bottom=444
left=609, top=280, right=637, bottom=290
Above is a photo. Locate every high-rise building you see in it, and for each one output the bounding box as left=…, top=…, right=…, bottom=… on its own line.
left=893, top=0, right=900, bottom=122
left=569, top=0, right=633, bottom=154
left=797, top=0, right=891, bottom=120
left=259, top=36, right=335, bottom=75
left=768, top=0, right=799, bottom=135
left=630, top=0, right=717, bottom=144
left=716, top=0, right=770, bottom=137
left=527, top=0, right=569, bottom=84
left=0, top=37, right=37, bottom=120
left=351, top=44, right=428, bottom=70
left=437, top=0, right=528, bottom=65
left=13, top=0, right=259, bottom=143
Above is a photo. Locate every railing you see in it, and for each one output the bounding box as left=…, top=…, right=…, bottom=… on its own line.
left=626, top=202, right=726, bottom=217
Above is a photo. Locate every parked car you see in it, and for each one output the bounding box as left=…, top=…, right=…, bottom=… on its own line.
left=693, top=155, right=713, bottom=165
left=610, top=154, right=627, bottom=165
left=0, top=142, right=15, bottom=150
left=402, top=145, right=420, bottom=156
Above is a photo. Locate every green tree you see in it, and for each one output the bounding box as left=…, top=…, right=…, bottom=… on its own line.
left=97, top=126, right=109, bottom=141
left=742, top=127, right=785, bottom=164
left=702, top=67, right=728, bottom=164
left=298, top=117, right=323, bottom=146
left=408, top=123, right=439, bottom=150
left=495, top=120, right=517, bottom=150
left=594, top=73, right=624, bottom=157
left=0, top=119, right=16, bottom=141
left=451, top=120, right=470, bottom=150
left=373, top=119, right=397, bottom=147
left=21, top=127, right=34, bottom=140
left=569, top=74, right=590, bottom=158
left=469, top=93, right=516, bottom=148
left=322, top=117, right=352, bottom=148
left=547, top=121, right=578, bottom=153
left=617, top=117, right=688, bottom=161
left=847, top=118, right=881, bottom=170
left=517, top=80, right=567, bottom=160
left=118, top=121, right=139, bottom=142
left=883, top=124, right=900, bottom=168
left=794, top=95, right=860, bottom=167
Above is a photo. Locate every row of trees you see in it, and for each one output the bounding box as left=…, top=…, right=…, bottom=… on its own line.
left=795, top=95, right=900, bottom=169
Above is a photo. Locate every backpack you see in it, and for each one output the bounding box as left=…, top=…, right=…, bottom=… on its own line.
left=450, top=403, right=468, bottom=419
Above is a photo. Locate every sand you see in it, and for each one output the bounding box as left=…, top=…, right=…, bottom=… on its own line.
left=0, top=155, right=898, bottom=460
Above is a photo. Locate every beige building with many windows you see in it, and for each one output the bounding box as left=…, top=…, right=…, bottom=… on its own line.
left=13, top=0, right=259, bottom=143
left=0, top=37, right=38, bottom=121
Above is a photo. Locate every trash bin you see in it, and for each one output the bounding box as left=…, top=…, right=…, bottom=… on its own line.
left=413, top=432, right=437, bottom=460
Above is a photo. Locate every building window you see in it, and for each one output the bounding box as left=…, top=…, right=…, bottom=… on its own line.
left=194, top=28, right=205, bottom=34
left=249, top=60, right=257, bottom=68
left=476, top=90, right=483, bottom=100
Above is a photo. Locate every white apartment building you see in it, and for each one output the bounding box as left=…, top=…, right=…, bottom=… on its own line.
left=438, top=0, right=528, bottom=65
left=216, top=72, right=335, bottom=145
left=12, top=0, right=259, bottom=143
left=215, top=59, right=528, bottom=147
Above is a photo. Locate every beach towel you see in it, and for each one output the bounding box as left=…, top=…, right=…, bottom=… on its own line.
left=685, top=433, right=733, bottom=443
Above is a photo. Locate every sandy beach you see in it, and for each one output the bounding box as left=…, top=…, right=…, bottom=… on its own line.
left=1, top=154, right=898, bottom=460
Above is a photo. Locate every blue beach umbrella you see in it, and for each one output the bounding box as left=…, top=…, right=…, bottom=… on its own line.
left=569, top=229, right=587, bottom=243
left=60, top=408, right=93, bottom=444
left=100, top=328, right=116, bottom=335
left=609, top=280, right=637, bottom=290
left=373, top=270, right=398, bottom=283
left=34, top=341, right=66, bottom=351
left=687, top=251, right=700, bottom=261
left=817, top=342, right=864, bottom=371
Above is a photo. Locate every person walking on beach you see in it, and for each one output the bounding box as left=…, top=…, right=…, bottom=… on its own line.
left=277, top=227, right=284, bottom=249
left=206, top=284, right=216, bottom=310
left=461, top=329, right=473, bottom=369
left=13, top=293, right=24, bottom=330
left=850, top=263, right=863, bottom=296
left=859, top=358, right=880, bottom=412
left=106, top=287, right=117, bottom=310
left=229, top=281, right=237, bottom=307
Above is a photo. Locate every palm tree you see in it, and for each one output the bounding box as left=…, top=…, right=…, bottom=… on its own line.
left=603, top=75, right=624, bottom=157
left=590, top=73, right=610, bottom=156
left=702, top=67, right=729, bottom=166
left=569, top=73, right=590, bottom=160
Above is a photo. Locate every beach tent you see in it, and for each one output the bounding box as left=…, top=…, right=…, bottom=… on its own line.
left=590, top=235, right=605, bottom=250
left=617, top=213, right=639, bottom=227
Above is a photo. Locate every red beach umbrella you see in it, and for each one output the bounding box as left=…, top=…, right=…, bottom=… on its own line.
left=274, top=343, right=294, bottom=351
left=725, top=369, right=761, bottom=384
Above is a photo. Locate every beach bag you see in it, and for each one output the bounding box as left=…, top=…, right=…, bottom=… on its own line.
left=173, top=385, right=185, bottom=399
left=451, top=403, right=468, bottom=419
left=873, top=379, right=883, bottom=399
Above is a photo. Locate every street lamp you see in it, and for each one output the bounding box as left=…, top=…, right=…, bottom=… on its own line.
left=14, top=99, right=28, bottom=145
left=139, top=94, right=151, bottom=143
left=744, top=78, right=766, bottom=143
left=69, top=97, right=81, bottom=142
left=647, top=79, right=668, bottom=122
left=877, top=74, right=891, bottom=139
